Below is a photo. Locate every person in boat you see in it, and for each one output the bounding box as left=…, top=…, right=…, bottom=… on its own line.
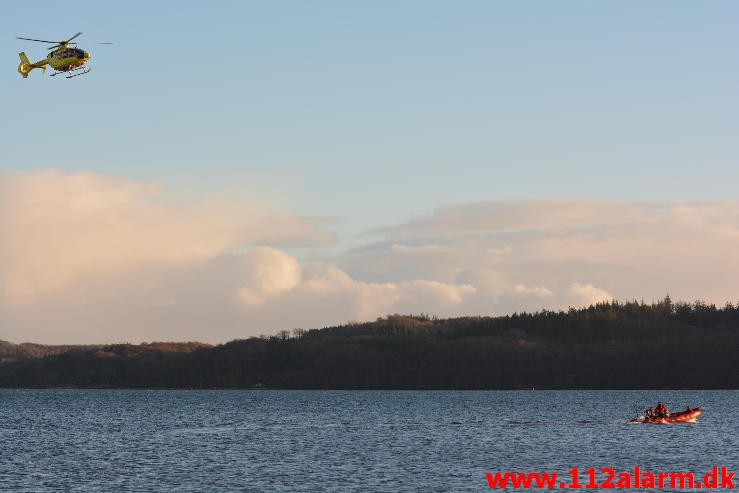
left=654, top=402, right=669, bottom=417
left=645, top=407, right=655, bottom=419
left=654, top=403, right=664, bottom=417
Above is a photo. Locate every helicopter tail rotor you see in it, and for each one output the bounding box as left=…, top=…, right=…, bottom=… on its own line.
left=18, top=52, right=46, bottom=78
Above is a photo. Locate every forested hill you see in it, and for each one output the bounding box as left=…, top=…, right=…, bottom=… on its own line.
left=0, top=341, right=101, bottom=364
left=1, top=298, right=737, bottom=389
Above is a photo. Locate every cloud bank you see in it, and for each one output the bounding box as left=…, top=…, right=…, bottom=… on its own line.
left=2, top=171, right=737, bottom=343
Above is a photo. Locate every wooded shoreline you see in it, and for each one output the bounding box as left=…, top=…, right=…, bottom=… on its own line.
left=2, top=298, right=737, bottom=389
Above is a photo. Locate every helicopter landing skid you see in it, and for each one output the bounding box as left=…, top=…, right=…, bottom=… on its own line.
left=66, top=67, right=90, bottom=78
left=50, top=66, right=90, bottom=79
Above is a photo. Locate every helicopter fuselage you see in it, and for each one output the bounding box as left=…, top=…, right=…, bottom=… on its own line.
left=47, top=47, right=91, bottom=71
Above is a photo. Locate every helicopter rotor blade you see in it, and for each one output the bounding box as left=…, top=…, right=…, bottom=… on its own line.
left=47, top=43, right=77, bottom=50
left=17, top=36, right=59, bottom=43
left=98, top=42, right=114, bottom=45
left=65, top=32, right=82, bottom=43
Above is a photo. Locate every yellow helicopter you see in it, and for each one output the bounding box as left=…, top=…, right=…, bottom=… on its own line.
left=17, top=32, right=110, bottom=79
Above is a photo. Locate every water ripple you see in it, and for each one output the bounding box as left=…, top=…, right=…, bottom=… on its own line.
left=0, top=389, right=735, bottom=492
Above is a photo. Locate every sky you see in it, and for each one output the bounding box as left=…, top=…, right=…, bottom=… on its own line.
left=2, top=1, right=738, bottom=344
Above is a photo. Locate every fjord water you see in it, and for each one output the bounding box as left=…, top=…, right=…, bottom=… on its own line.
left=0, top=390, right=736, bottom=492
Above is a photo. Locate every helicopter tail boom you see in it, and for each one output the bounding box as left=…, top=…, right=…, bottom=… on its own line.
left=18, top=52, right=46, bottom=78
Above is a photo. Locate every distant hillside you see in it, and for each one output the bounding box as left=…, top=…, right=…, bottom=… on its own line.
left=0, top=341, right=209, bottom=364
left=0, top=341, right=101, bottom=364
left=0, top=298, right=737, bottom=389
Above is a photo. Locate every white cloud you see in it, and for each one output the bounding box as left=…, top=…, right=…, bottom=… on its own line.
left=341, top=199, right=739, bottom=315
left=389, top=244, right=450, bottom=254
left=568, top=282, right=612, bottom=306
left=514, top=284, right=553, bottom=298
left=237, top=247, right=302, bottom=305
left=238, top=259, right=477, bottom=322
left=375, top=200, right=673, bottom=240
left=2, top=171, right=737, bottom=344
left=0, top=170, right=333, bottom=304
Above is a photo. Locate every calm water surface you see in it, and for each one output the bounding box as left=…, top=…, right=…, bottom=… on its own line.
left=0, top=390, right=736, bottom=492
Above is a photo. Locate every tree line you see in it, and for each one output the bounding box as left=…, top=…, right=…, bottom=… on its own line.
left=0, top=298, right=737, bottom=389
